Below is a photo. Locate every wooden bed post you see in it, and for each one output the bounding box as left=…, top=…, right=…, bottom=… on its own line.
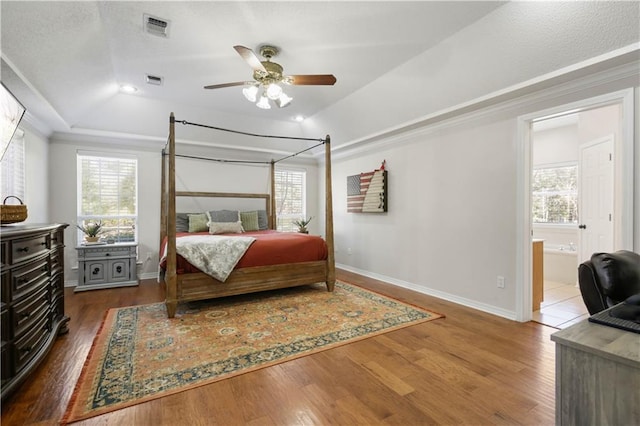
left=325, top=135, right=335, bottom=291
left=270, top=160, right=276, bottom=230
left=166, top=113, right=178, bottom=317
left=160, top=149, right=167, bottom=253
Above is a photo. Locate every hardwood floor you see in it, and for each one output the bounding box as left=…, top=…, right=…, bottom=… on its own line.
left=1, top=270, right=557, bottom=425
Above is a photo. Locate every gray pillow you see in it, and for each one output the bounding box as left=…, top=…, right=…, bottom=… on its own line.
left=176, top=213, right=192, bottom=232
left=206, top=210, right=240, bottom=223
left=257, top=210, right=268, bottom=230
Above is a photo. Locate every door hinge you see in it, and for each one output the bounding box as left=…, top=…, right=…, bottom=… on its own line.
left=609, top=213, right=612, bottom=221
left=609, top=153, right=612, bottom=161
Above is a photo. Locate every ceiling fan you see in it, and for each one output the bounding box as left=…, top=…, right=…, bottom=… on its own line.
left=204, top=45, right=337, bottom=109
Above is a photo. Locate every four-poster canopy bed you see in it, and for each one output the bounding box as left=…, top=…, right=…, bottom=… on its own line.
left=159, top=113, right=335, bottom=318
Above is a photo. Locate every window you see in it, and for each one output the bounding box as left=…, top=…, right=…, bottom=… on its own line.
left=0, top=129, right=25, bottom=202
left=77, top=152, right=137, bottom=243
left=532, top=164, right=577, bottom=224
left=274, top=168, right=306, bottom=232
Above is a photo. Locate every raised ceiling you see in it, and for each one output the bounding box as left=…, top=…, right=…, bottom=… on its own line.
left=1, top=1, right=504, bottom=139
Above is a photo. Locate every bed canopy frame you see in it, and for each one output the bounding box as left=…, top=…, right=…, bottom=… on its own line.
left=160, top=113, right=335, bottom=317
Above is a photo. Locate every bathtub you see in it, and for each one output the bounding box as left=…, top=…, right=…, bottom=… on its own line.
left=543, top=244, right=578, bottom=284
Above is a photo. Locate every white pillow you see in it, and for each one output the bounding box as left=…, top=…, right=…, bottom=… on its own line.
left=208, top=221, right=244, bottom=235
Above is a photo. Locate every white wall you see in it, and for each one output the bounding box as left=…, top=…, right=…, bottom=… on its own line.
left=330, top=72, right=639, bottom=320
left=48, top=137, right=319, bottom=285
left=22, top=122, right=49, bottom=224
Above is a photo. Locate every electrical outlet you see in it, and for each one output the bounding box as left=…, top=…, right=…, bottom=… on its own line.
left=497, top=276, right=505, bottom=288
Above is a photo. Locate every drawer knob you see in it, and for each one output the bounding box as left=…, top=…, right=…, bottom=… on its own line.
left=105, top=253, right=110, bottom=256
left=41, top=265, right=49, bottom=272
left=92, top=267, right=101, bottom=275
left=20, top=346, right=32, bottom=354
left=17, top=247, right=29, bottom=253
left=19, top=312, right=32, bottom=320
left=116, top=266, right=122, bottom=273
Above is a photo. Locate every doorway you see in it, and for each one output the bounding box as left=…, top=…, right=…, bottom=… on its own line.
left=515, top=88, right=634, bottom=323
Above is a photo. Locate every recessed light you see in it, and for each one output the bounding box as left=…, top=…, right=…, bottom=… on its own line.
left=294, top=115, right=305, bottom=122
left=120, top=84, right=138, bottom=93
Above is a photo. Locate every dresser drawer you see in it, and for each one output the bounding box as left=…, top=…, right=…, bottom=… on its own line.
left=51, top=272, right=64, bottom=299
left=51, top=294, right=64, bottom=323
left=50, top=247, right=64, bottom=277
left=10, top=255, right=50, bottom=302
left=0, top=241, right=7, bottom=270
left=49, top=228, right=64, bottom=249
left=1, top=341, right=11, bottom=385
left=12, top=286, right=50, bottom=340
left=11, top=234, right=49, bottom=265
left=0, top=307, right=8, bottom=344
left=13, top=314, right=51, bottom=373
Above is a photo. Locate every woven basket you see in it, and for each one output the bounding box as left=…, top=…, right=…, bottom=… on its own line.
left=1, top=196, right=28, bottom=224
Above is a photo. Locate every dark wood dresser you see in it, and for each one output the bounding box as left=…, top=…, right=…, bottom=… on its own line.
left=0, top=223, right=69, bottom=401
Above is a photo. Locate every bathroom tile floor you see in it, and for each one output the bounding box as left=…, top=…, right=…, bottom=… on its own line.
left=532, top=280, right=589, bottom=329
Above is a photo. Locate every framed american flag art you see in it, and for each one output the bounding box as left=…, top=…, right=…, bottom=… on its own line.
left=347, top=161, right=387, bottom=213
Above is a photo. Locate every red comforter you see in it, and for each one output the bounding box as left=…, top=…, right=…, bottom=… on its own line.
left=160, top=230, right=328, bottom=274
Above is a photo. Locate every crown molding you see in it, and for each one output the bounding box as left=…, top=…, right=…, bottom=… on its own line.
left=326, top=44, right=639, bottom=161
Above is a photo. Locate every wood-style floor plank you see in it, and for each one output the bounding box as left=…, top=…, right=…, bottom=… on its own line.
left=1, top=269, right=557, bottom=425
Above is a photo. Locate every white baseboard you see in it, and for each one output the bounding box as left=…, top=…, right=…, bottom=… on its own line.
left=65, top=269, right=160, bottom=287
left=337, top=263, right=518, bottom=321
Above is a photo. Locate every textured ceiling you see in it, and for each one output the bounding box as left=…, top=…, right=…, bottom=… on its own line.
left=1, top=1, right=504, bottom=136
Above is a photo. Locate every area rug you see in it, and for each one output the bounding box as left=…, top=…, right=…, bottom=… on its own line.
left=63, top=281, right=443, bottom=423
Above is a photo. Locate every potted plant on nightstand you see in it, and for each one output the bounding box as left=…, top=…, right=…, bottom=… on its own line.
left=77, top=221, right=102, bottom=243
left=293, top=217, right=313, bottom=234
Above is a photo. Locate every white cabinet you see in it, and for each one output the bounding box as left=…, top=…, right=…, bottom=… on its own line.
left=75, top=243, right=138, bottom=291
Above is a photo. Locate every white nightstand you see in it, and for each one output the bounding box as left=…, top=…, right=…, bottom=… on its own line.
left=75, top=242, right=138, bottom=291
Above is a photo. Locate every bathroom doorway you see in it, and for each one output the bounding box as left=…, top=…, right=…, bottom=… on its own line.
left=516, top=88, right=634, bottom=324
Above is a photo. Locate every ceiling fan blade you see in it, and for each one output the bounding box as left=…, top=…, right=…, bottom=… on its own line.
left=233, top=45, right=267, bottom=73
left=203, top=81, right=248, bottom=90
left=287, top=74, right=337, bottom=86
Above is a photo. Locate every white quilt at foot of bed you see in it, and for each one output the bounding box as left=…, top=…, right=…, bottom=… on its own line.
left=162, top=235, right=256, bottom=282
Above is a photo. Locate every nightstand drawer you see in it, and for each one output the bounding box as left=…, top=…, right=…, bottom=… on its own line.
left=78, top=245, right=136, bottom=259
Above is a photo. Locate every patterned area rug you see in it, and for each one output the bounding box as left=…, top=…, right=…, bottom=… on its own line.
left=63, top=281, right=443, bottom=423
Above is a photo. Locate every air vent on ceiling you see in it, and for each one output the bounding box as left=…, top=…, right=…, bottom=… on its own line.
left=146, top=75, right=163, bottom=86
left=143, top=14, right=170, bottom=38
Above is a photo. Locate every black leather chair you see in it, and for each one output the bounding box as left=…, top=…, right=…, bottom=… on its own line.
left=578, top=250, right=640, bottom=315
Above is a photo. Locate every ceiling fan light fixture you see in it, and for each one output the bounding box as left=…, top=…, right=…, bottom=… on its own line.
left=276, top=93, right=293, bottom=108
left=242, top=85, right=259, bottom=102
left=256, top=94, right=271, bottom=109
left=266, top=83, right=283, bottom=100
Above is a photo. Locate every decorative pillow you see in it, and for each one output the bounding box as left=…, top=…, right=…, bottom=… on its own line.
left=176, top=213, right=192, bottom=232
left=208, top=221, right=244, bottom=235
left=187, top=213, right=209, bottom=233
left=257, top=210, right=268, bottom=230
left=240, top=211, right=260, bottom=232
left=206, top=210, right=240, bottom=223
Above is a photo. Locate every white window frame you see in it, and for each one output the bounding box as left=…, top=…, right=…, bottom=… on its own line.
left=0, top=128, right=25, bottom=203
left=274, top=167, right=306, bottom=232
left=531, top=161, right=578, bottom=227
left=77, top=151, right=138, bottom=244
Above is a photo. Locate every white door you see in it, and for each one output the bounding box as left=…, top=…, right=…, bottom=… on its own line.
left=578, top=135, right=614, bottom=263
